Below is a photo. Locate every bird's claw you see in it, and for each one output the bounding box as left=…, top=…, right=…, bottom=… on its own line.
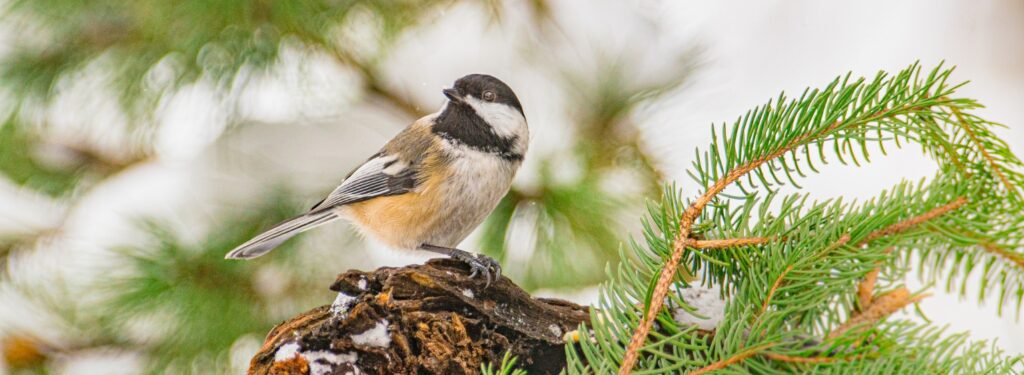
left=451, top=252, right=501, bottom=287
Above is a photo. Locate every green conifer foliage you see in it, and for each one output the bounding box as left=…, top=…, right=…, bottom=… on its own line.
left=570, top=63, right=1024, bottom=374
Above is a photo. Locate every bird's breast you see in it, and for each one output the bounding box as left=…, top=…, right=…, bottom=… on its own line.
left=440, top=147, right=520, bottom=216
left=342, top=145, right=520, bottom=250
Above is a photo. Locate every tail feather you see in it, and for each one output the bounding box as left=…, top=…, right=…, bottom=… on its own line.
left=225, top=211, right=338, bottom=259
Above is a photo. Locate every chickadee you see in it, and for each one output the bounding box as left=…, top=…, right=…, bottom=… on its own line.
left=226, top=74, right=528, bottom=285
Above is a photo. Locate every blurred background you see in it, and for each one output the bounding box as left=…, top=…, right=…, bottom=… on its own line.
left=0, top=0, right=1020, bottom=373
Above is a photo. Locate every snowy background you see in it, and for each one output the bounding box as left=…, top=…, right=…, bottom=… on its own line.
left=0, top=1, right=1021, bottom=373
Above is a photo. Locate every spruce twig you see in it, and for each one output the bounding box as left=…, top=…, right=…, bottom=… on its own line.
left=567, top=63, right=1024, bottom=374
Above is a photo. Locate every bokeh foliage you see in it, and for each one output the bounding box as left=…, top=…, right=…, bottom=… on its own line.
left=0, top=0, right=691, bottom=372
left=0, top=118, right=82, bottom=197
left=100, top=192, right=339, bottom=373
left=3, top=0, right=453, bottom=109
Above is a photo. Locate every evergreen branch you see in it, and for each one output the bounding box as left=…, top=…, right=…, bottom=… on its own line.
left=858, top=246, right=896, bottom=311
left=687, top=342, right=776, bottom=375
left=979, top=242, right=1024, bottom=270
left=827, top=288, right=930, bottom=339
left=945, top=99, right=1018, bottom=198
left=686, top=237, right=773, bottom=249
left=762, top=352, right=865, bottom=364
left=1, top=0, right=456, bottom=112
left=814, top=233, right=852, bottom=259
left=621, top=118, right=842, bottom=374
left=859, top=196, right=968, bottom=244
left=915, top=224, right=1024, bottom=315
left=621, top=63, right=957, bottom=373
left=854, top=196, right=967, bottom=308
left=759, top=265, right=793, bottom=317
left=858, top=268, right=880, bottom=308
left=571, top=63, right=1023, bottom=374
left=481, top=352, right=528, bottom=375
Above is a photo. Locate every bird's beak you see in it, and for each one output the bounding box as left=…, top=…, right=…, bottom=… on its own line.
left=443, top=87, right=462, bottom=103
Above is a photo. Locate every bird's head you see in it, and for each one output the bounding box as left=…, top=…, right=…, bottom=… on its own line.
left=442, top=74, right=526, bottom=139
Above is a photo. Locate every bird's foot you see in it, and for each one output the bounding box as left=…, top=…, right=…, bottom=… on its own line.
left=450, top=250, right=501, bottom=287
left=420, top=244, right=502, bottom=287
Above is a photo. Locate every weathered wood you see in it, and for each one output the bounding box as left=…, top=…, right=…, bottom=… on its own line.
left=248, top=259, right=590, bottom=375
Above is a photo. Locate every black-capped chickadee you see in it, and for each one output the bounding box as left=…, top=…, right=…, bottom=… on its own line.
left=226, top=74, right=528, bottom=286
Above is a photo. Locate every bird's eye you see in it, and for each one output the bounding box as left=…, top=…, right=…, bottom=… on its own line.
left=482, top=90, right=496, bottom=102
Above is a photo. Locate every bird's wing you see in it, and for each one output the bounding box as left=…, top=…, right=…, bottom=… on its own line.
left=309, top=153, right=418, bottom=211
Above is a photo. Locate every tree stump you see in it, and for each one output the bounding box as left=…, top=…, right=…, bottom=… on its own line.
left=247, top=259, right=590, bottom=375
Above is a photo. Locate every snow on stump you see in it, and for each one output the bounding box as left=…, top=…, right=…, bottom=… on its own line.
left=246, top=259, right=590, bottom=375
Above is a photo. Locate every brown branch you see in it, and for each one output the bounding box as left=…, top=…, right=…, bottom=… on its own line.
left=856, top=246, right=899, bottom=310
left=937, top=228, right=1024, bottom=271
left=828, top=288, right=930, bottom=339
left=687, top=343, right=776, bottom=375
left=247, top=259, right=589, bottom=374
left=762, top=352, right=865, bottom=364
left=853, top=197, right=966, bottom=312
left=685, top=237, right=773, bottom=249
left=857, top=268, right=880, bottom=309
left=945, top=102, right=1018, bottom=197
left=979, top=242, right=1024, bottom=270
left=815, top=234, right=853, bottom=259
left=364, top=77, right=427, bottom=118
left=859, top=197, right=968, bottom=244
left=760, top=265, right=794, bottom=316
left=326, top=47, right=426, bottom=119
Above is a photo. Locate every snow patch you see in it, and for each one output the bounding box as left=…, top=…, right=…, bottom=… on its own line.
left=350, top=320, right=391, bottom=348
left=462, top=289, right=474, bottom=298
left=548, top=324, right=562, bottom=337
left=275, top=342, right=362, bottom=374
left=671, top=285, right=726, bottom=330
left=274, top=341, right=301, bottom=362
left=331, top=292, right=357, bottom=317
left=303, top=350, right=359, bottom=375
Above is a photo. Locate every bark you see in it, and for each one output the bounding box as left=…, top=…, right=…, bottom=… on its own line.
left=247, top=259, right=590, bottom=375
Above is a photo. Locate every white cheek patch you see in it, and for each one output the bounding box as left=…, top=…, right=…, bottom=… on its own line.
left=463, top=96, right=528, bottom=140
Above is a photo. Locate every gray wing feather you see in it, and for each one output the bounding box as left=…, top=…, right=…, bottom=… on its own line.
left=226, top=124, right=428, bottom=261
left=225, top=153, right=418, bottom=260
left=310, top=155, right=417, bottom=211
left=224, top=210, right=337, bottom=259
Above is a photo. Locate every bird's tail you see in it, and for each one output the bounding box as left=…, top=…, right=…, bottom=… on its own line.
left=225, top=210, right=338, bottom=259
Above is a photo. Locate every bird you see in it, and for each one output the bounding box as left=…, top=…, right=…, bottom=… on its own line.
left=225, top=74, right=528, bottom=286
